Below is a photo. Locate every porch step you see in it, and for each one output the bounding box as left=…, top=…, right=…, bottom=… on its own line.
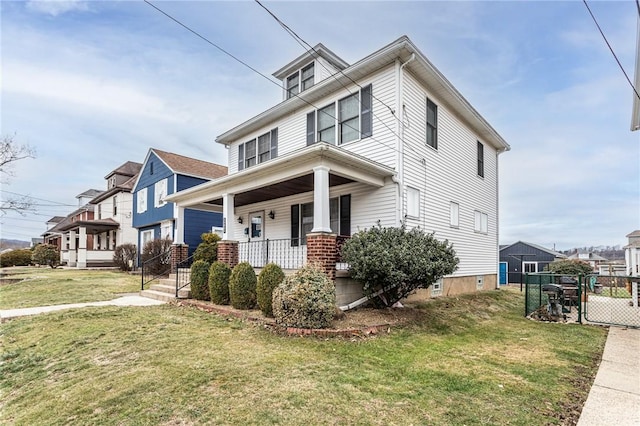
left=140, top=289, right=178, bottom=303
left=140, top=282, right=191, bottom=301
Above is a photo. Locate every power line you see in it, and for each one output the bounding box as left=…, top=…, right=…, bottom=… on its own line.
left=583, top=0, right=640, bottom=101
left=0, top=190, right=75, bottom=206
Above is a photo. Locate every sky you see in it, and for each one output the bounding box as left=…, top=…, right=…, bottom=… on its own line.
left=1, top=0, right=639, bottom=251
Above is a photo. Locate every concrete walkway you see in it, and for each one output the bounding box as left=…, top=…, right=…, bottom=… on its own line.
left=577, top=326, right=640, bottom=426
left=0, top=294, right=165, bottom=321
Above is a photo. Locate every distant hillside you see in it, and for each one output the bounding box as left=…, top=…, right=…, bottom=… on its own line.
left=0, top=239, right=31, bottom=250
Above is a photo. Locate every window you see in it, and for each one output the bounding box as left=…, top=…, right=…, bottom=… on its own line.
left=477, top=141, right=484, bottom=177
left=97, top=203, right=102, bottom=220
left=150, top=161, right=154, bottom=175
left=141, top=229, right=154, bottom=249
left=137, top=188, right=147, bottom=213
left=474, top=210, right=488, bottom=234
left=113, top=196, right=118, bottom=216
left=109, top=176, right=117, bottom=189
left=306, top=85, right=373, bottom=146
left=286, top=62, right=314, bottom=99
left=301, top=63, right=314, bottom=91
left=450, top=202, right=459, bottom=228
left=523, top=262, right=538, bottom=273
left=432, top=278, right=443, bottom=297
left=161, top=222, right=172, bottom=240
left=154, top=179, right=167, bottom=208
left=426, top=97, right=438, bottom=149
left=407, top=187, right=420, bottom=218
left=286, top=73, right=299, bottom=99
left=237, top=128, right=278, bottom=171
left=291, top=195, right=351, bottom=246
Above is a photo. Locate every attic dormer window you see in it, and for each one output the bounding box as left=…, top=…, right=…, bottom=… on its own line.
left=286, top=62, right=314, bottom=99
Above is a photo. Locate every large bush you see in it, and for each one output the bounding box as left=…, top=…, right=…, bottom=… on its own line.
left=193, top=233, right=221, bottom=264
left=0, top=249, right=33, bottom=267
left=341, top=225, right=459, bottom=307
left=31, top=244, right=59, bottom=268
left=257, top=263, right=285, bottom=317
left=141, top=237, right=172, bottom=275
left=272, top=264, right=336, bottom=329
left=228, top=262, right=257, bottom=309
left=113, top=243, right=137, bottom=271
left=209, top=261, right=231, bottom=305
left=190, top=259, right=211, bottom=301
left=546, top=259, right=593, bottom=276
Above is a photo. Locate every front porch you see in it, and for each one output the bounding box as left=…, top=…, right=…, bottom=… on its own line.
left=57, top=219, right=120, bottom=268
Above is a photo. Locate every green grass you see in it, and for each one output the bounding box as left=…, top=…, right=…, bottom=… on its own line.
left=0, top=267, right=140, bottom=309
left=0, top=285, right=607, bottom=425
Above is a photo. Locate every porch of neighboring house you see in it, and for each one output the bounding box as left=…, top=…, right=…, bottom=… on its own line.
left=58, top=220, right=120, bottom=268
left=164, top=143, right=396, bottom=305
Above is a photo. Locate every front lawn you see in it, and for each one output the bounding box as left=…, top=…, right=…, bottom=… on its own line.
left=0, top=267, right=140, bottom=309
left=0, top=289, right=607, bottom=425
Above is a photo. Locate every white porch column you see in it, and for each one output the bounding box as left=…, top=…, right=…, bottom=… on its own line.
left=68, top=230, right=77, bottom=267
left=77, top=227, right=87, bottom=268
left=174, top=206, right=185, bottom=245
left=312, top=166, right=332, bottom=233
left=222, top=193, right=235, bottom=240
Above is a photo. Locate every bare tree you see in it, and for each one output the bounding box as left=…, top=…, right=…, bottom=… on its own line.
left=1, top=134, right=36, bottom=215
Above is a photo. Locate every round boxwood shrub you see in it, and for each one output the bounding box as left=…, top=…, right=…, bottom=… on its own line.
left=229, top=262, right=257, bottom=309
left=272, top=264, right=336, bottom=329
left=190, top=259, right=211, bottom=301
left=257, top=263, right=285, bottom=317
left=209, top=261, right=231, bottom=305
left=0, top=248, right=33, bottom=267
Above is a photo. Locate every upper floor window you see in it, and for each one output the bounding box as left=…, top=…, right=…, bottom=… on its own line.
left=474, top=210, right=488, bottom=234
left=109, top=176, right=117, bottom=189
left=97, top=203, right=102, bottom=220
left=154, top=179, right=167, bottom=208
left=477, top=141, right=485, bottom=178
left=306, top=84, right=373, bottom=146
left=426, top=97, right=438, bottom=149
left=137, top=188, right=148, bottom=214
left=286, top=62, right=315, bottom=99
left=238, top=128, right=278, bottom=171
left=449, top=202, right=459, bottom=228
left=113, top=195, right=118, bottom=216
left=407, top=187, right=420, bottom=218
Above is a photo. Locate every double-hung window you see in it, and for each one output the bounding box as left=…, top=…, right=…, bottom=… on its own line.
left=306, top=84, right=373, bottom=146
left=286, top=62, right=314, bottom=99
left=137, top=188, right=148, bottom=214
left=286, top=74, right=299, bottom=99
left=474, top=210, right=488, bottom=234
left=113, top=196, right=118, bottom=216
left=238, top=128, right=278, bottom=171
left=426, top=97, right=438, bottom=149
left=477, top=141, right=485, bottom=178
left=291, top=195, right=351, bottom=246
left=301, top=63, right=314, bottom=91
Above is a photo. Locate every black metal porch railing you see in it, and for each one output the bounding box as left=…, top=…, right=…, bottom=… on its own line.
left=140, top=249, right=172, bottom=290
left=238, top=238, right=306, bottom=269
left=174, top=254, right=196, bottom=298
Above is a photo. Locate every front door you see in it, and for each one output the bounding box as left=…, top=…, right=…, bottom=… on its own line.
left=249, top=211, right=264, bottom=241
left=248, top=211, right=266, bottom=267
left=499, top=262, right=508, bottom=285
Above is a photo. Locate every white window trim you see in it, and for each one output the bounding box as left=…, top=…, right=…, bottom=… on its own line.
left=137, top=188, right=148, bottom=214
left=523, top=261, right=538, bottom=274
left=154, top=179, right=168, bottom=208
left=449, top=202, right=459, bottom=228
left=474, top=210, right=488, bottom=234
left=432, top=278, right=443, bottom=297
left=476, top=275, right=484, bottom=290
left=141, top=229, right=154, bottom=249
left=406, top=187, right=420, bottom=218
left=286, top=61, right=314, bottom=99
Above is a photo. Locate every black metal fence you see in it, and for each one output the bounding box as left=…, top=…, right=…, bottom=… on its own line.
left=140, top=249, right=172, bottom=290
left=238, top=238, right=306, bottom=269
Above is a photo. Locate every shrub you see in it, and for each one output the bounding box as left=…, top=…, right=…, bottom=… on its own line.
left=190, top=259, right=211, bottom=301
left=113, top=243, right=137, bottom=271
left=141, top=237, right=172, bottom=275
left=546, top=259, right=593, bottom=276
left=193, top=233, right=221, bottom=264
left=228, top=262, right=257, bottom=309
left=209, top=261, right=231, bottom=305
left=31, top=244, right=59, bottom=268
left=257, top=263, right=285, bottom=317
left=341, top=224, right=459, bottom=307
left=272, top=264, right=336, bottom=329
left=0, top=249, right=33, bottom=267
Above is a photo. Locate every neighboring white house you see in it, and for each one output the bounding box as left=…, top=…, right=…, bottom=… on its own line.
left=167, top=36, right=510, bottom=301
left=625, top=230, right=640, bottom=276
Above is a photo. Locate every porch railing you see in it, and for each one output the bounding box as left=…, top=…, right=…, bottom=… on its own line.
left=238, top=238, right=306, bottom=269
left=141, top=249, right=172, bottom=290
left=175, top=254, right=196, bottom=298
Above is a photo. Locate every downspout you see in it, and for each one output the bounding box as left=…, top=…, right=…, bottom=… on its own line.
left=495, top=149, right=501, bottom=289
left=395, top=53, right=416, bottom=226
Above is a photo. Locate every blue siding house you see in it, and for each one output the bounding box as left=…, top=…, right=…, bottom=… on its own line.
left=132, top=148, right=227, bottom=258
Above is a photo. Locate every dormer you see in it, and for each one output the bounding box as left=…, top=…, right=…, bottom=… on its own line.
left=104, top=161, right=142, bottom=190
left=272, top=43, right=349, bottom=101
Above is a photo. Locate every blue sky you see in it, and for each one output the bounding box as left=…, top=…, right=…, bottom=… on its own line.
left=1, top=0, right=638, bottom=250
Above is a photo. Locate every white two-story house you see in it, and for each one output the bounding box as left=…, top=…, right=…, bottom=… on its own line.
left=166, top=36, right=510, bottom=302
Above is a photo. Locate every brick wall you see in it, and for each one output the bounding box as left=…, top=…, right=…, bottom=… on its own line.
left=218, top=240, right=239, bottom=269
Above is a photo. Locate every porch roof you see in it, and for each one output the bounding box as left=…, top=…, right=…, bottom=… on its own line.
left=57, top=218, right=120, bottom=234
left=165, top=142, right=395, bottom=210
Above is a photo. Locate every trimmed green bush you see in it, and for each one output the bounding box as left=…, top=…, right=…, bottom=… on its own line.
left=190, top=260, right=211, bottom=301
left=113, top=243, right=137, bottom=271
left=229, top=262, right=257, bottom=309
left=0, top=249, right=33, bottom=267
left=257, top=263, right=285, bottom=317
left=272, top=264, right=336, bottom=329
left=546, top=259, right=593, bottom=276
left=193, top=233, right=221, bottom=264
left=209, top=261, right=231, bottom=305
left=31, top=244, right=59, bottom=268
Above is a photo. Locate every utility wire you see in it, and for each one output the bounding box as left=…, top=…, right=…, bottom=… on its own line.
left=583, top=0, right=640, bottom=100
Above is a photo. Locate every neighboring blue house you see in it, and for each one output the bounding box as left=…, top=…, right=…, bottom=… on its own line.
left=132, top=148, right=227, bottom=258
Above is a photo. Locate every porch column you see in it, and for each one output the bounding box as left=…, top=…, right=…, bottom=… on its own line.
left=77, top=227, right=87, bottom=268
left=174, top=206, right=185, bottom=245
left=306, top=232, right=338, bottom=281
left=68, top=230, right=77, bottom=267
left=222, top=193, right=235, bottom=241
left=170, top=244, right=189, bottom=273
left=218, top=241, right=239, bottom=269
left=311, top=166, right=331, bottom=233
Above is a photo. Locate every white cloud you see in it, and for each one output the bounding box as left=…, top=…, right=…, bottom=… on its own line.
left=26, top=0, right=89, bottom=16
